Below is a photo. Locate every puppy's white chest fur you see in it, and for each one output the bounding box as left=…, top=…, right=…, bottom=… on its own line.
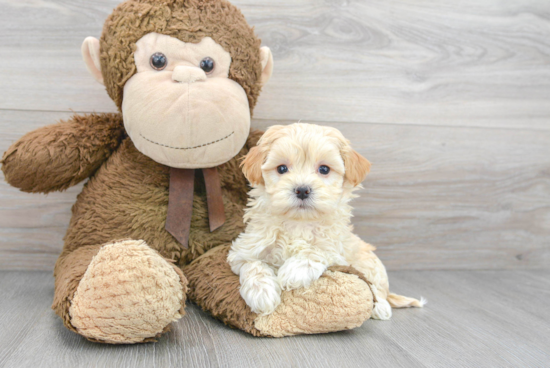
left=259, top=221, right=349, bottom=268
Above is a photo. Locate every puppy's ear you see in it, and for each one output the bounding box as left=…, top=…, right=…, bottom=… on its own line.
left=344, top=149, right=371, bottom=186
left=241, top=125, right=286, bottom=186
left=241, top=146, right=265, bottom=186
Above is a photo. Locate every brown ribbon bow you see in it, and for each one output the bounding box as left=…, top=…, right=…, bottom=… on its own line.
left=165, top=167, right=225, bottom=248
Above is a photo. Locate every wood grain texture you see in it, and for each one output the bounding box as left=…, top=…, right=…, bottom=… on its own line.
left=2, top=111, right=549, bottom=271
left=1, top=270, right=549, bottom=367
left=0, top=0, right=549, bottom=129
left=0, top=0, right=549, bottom=271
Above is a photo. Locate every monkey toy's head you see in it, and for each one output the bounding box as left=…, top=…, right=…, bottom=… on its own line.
left=82, top=0, right=273, bottom=168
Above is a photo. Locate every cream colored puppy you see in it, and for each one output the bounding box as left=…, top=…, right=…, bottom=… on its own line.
left=228, top=123, right=424, bottom=318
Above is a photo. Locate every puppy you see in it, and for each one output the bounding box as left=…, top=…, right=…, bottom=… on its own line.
left=228, top=123, right=424, bottom=318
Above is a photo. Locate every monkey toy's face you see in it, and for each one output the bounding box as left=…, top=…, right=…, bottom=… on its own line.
left=123, top=33, right=251, bottom=168
left=82, top=30, right=273, bottom=169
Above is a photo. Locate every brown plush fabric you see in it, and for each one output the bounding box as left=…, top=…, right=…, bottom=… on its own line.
left=60, top=129, right=262, bottom=266
left=1, top=113, right=125, bottom=193
left=100, top=0, right=263, bottom=113
left=184, top=245, right=374, bottom=337
left=184, top=244, right=263, bottom=336
left=52, top=244, right=104, bottom=333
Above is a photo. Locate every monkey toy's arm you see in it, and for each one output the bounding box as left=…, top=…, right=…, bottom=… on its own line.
left=1, top=113, right=125, bottom=193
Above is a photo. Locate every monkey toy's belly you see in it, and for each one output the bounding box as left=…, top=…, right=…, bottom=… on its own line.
left=63, top=138, right=246, bottom=265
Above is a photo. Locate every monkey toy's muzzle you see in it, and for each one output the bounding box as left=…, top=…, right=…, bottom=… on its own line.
left=122, top=70, right=251, bottom=169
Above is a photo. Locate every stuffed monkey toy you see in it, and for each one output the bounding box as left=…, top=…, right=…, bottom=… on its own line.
left=1, top=0, right=374, bottom=343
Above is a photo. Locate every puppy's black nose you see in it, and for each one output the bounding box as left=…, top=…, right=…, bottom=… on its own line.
left=295, top=186, right=311, bottom=200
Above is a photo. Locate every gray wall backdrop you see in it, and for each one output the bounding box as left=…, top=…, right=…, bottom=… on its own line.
left=0, top=0, right=549, bottom=271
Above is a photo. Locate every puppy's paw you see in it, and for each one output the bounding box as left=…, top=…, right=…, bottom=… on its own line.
left=239, top=262, right=282, bottom=315
left=372, top=298, right=392, bottom=320
left=277, top=258, right=326, bottom=291
left=240, top=277, right=281, bottom=315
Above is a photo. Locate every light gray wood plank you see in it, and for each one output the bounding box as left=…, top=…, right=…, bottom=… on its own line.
left=1, top=270, right=549, bottom=367
left=385, top=270, right=550, bottom=368
left=0, top=0, right=549, bottom=129
left=1, top=111, right=549, bottom=271
left=0, top=271, right=54, bottom=366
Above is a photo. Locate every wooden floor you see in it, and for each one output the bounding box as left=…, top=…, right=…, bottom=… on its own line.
left=0, top=270, right=549, bottom=368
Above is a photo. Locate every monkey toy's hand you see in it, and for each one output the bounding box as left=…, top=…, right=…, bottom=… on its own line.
left=1, top=113, right=125, bottom=193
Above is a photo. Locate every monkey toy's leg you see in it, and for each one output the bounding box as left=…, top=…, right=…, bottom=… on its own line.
left=52, top=239, right=187, bottom=344
left=185, top=245, right=374, bottom=337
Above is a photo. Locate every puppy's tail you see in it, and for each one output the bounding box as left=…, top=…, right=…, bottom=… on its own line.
left=387, top=293, right=426, bottom=308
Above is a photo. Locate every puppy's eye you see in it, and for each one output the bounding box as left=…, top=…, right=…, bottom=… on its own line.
left=150, top=52, right=167, bottom=70
left=319, top=165, right=330, bottom=175
left=277, top=165, right=288, bottom=174
left=200, top=57, right=215, bottom=74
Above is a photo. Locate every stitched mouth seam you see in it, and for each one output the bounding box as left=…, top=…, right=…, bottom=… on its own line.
left=139, top=131, right=234, bottom=150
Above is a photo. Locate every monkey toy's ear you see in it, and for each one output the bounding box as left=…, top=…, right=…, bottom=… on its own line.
left=259, top=46, right=273, bottom=86
left=81, top=37, right=104, bottom=85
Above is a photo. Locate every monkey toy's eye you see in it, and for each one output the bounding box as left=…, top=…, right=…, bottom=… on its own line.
left=277, top=165, right=288, bottom=174
left=200, top=57, right=215, bottom=74
left=318, top=165, right=330, bottom=175
left=150, top=52, right=167, bottom=70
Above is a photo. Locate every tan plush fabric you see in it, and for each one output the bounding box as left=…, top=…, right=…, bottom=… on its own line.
left=69, top=240, right=187, bottom=344
left=328, top=265, right=378, bottom=303
left=254, top=270, right=373, bottom=337
left=122, top=33, right=252, bottom=169
left=81, top=37, right=104, bottom=84
left=184, top=245, right=373, bottom=338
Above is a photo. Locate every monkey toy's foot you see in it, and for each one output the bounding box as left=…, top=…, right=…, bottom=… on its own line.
left=66, top=240, right=187, bottom=344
